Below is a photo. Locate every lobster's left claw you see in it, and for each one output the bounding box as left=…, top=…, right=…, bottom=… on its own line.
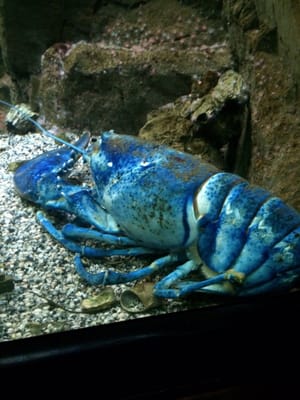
left=13, top=133, right=90, bottom=204
left=14, top=132, right=123, bottom=234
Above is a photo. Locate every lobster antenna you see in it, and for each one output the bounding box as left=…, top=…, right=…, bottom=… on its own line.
left=0, top=99, right=87, bottom=156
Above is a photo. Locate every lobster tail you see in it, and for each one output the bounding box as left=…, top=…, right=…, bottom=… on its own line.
left=195, top=172, right=300, bottom=295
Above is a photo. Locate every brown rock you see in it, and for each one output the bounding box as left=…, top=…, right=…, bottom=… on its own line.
left=38, top=41, right=232, bottom=135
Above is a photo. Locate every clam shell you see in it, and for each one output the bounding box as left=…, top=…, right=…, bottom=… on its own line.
left=81, top=287, right=116, bottom=313
left=120, top=282, right=162, bottom=313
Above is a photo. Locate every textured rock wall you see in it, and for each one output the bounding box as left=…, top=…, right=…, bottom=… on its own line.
left=0, top=0, right=98, bottom=100
left=255, top=0, right=300, bottom=95
left=0, top=0, right=97, bottom=78
left=36, top=0, right=232, bottom=135
left=224, top=0, right=300, bottom=209
left=0, top=0, right=299, bottom=95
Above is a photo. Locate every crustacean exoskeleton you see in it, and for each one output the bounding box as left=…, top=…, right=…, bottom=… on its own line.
left=2, top=99, right=300, bottom=298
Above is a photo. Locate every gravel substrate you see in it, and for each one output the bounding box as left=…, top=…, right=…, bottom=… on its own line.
left=0, top=125, right=202, bottom=342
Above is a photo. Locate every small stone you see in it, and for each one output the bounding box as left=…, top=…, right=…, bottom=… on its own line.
left=0, top=274, right=14, bottom=294
left=7, top=160, right=26, bottom=172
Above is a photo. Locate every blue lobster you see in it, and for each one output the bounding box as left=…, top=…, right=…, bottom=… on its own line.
left=2, top=99, right=300, bottom=298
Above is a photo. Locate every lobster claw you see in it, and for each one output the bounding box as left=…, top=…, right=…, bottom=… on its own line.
left=14, top=132, right=121, bottom=233
left=14, top=132, right=90, bottom=205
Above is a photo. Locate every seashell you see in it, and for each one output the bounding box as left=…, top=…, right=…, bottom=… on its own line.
left=5, top=103, right=38, bottom=134
left=81, top=287, right=117, bottom=313
left=120, top=282, right=162, bottom=313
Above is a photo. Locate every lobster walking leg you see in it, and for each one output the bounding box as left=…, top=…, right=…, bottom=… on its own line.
left=74, top=254, right=182, bottom=285
left=154, top=268, right=244, bottom=297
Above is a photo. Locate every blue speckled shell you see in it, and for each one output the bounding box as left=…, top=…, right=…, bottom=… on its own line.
left=89, top=131, right=218, bottom=248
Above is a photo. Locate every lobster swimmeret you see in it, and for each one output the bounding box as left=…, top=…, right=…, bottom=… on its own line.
left=2, top=100, right=300, bottom=298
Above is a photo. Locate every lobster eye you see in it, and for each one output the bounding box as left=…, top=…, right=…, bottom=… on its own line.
left=91, top=136, right=102, bottom=154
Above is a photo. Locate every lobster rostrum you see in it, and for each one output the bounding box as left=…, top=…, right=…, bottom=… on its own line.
left=2, top=100, right=300, bottom=298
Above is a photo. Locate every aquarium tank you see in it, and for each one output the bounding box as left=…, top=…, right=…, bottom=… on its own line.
left=1, top=0, right=300, bottom=396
